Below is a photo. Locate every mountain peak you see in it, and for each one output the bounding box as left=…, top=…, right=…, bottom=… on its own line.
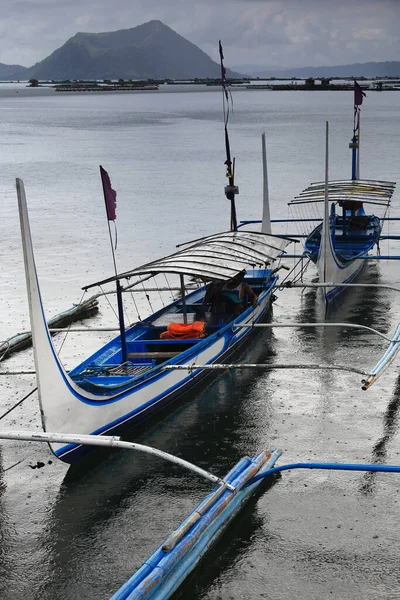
left=11, top=21, right=240, bottom=81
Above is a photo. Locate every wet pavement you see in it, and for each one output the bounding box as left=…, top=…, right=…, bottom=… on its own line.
left=0, top=86, right=399, bottom=599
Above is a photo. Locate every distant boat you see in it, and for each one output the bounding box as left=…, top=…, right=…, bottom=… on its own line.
left=288, top=83, right=396, bottom=304
left=295, top=177, right=395, bottom=302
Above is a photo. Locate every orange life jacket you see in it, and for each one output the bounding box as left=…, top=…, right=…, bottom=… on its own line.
left=160, top=321, right=207, bottom=340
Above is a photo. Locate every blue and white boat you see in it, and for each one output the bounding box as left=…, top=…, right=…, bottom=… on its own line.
left=16, top=178, right=292, bottom=464
left=295, top=177, right=395, bottom=303
left=288, top=85, right=396, bottom=304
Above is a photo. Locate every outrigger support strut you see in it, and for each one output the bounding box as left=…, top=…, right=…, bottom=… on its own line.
left=0, top=430, right=234, bottom=490
left=280, top=282, right=400, bottom=294
left=233, top=321, right=394, bottom=342
left=163, top=363, right=368, bottom=376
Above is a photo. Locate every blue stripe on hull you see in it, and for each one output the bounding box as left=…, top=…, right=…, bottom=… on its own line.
left=325, top=261, right=365, bottom=302
left=56, top=298, right=274, bottom=464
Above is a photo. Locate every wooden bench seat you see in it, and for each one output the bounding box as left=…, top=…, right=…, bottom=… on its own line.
left=127, top=351, right=181, bottom=359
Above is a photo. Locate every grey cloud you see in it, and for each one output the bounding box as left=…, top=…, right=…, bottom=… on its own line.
left=0, top=0, right=399, bottom=69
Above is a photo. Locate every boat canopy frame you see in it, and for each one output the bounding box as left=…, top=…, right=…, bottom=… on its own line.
left=83, top=230, right=296, bottom=291
left=289, top=178, right=396, bottom=206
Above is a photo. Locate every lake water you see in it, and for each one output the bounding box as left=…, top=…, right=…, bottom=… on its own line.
left=0, top=84, right=400, bottom=599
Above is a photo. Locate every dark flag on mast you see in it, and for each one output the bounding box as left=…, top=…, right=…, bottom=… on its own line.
left=100, top=165, right=117, bottom=221
left=219, top=41, right=229, bottom=103
left=353, top=81, right=366, bottom=134
left=354, top=81, right=366, bottom=106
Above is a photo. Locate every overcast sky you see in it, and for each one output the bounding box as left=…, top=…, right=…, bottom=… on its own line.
left=1, top=0, right=399, bottom=69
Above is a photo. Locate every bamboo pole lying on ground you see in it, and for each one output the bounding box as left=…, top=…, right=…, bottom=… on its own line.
left=0, top=296, right=99, bottom=361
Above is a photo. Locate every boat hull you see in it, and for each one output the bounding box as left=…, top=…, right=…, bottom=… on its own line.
left=318, top=254, right=365, bottom=303
left=17, top=176, right=281, bottom=464
left=54, top=290, right=274, bottom=463
left=305, top=216, right=380, bottom=303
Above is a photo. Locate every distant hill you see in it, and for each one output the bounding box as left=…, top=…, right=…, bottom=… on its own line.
left=6, top=20, right=240, bottom=81
left=0, top=62, right=27, bottom=79
left=240, top=61, right=400, bottom=78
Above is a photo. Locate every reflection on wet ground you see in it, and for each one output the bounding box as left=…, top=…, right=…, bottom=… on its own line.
left=360, top=376, right=400, bottom=495
left=1, top=276, right=400, bottom=599
left=1, top=90, right=400, bottom=599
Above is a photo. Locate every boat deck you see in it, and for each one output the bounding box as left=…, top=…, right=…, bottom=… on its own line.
left=68, top=270, right=276, bottom=393
left=305, top=217, right=381, bottom=261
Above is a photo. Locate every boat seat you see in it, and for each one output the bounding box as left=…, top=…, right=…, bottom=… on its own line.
left=334, top=235, right=374, bottom=241
left=127, top=351, right=181, bottom=359
left=152, top=313, right=198, bottom=326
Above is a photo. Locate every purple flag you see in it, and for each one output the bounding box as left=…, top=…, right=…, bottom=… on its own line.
left=100, top=165, right=117, bottom=221
left=219, top=40, right=229, bottom=103
left=218, top=40, right=224, bottom=61
left=354, top=81, right=366, bottom=106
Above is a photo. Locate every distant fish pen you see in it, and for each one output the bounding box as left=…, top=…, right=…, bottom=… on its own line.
left=55, top=84, right=159, bottom=92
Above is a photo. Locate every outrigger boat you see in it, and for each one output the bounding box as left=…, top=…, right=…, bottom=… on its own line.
left=16, top=177, right=292, bottom=464
left=292, top=177, right=395, bottom=303
left=15, top=43, right=299, bottom=467
left=286, top=83, right=396, bottom=304
left=14, top=43, right=297, bottom=464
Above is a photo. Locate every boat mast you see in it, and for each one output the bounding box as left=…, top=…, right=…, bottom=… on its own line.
left=261, top=132, right=272, bottom=234
left=323, top=121, right=330, bottom=287
left=100, top=166, right=127, bottom=363
left=351, top=80, right=366, bottom=181
left=219, top=41, right=239, bottom=231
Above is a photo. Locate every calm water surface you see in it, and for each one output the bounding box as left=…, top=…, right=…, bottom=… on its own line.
left=0, top=85, right=400, bottom=599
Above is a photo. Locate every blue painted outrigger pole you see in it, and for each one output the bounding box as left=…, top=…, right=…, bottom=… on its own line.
left=115, top=458, right=400, bottom=600
left=111, top=448, right=282, bottom=600
left=246, top=460, right=400, bottom=486
left=111, top=454, right=400, bottom=600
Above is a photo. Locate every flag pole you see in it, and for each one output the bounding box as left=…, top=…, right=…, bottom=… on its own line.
left=100, top=166, right=127, bottom=363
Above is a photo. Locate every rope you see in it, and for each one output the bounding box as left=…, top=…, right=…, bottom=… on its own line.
left=129, top=289, right=142, bottom=321
left=0, top=387, right=37, bottom=422
left=278, top=256, right=310, bottom=288
left=164, top=274, right=175, bottom=302
left=58, top=290, right=87, bottom=355
left=99, top=284, right=119, bottom=320
left=155, top=275, right=165, bottom=307
left=142, top=282, right=154, bottom=313
left=4, top=459, right=25, bottom=472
